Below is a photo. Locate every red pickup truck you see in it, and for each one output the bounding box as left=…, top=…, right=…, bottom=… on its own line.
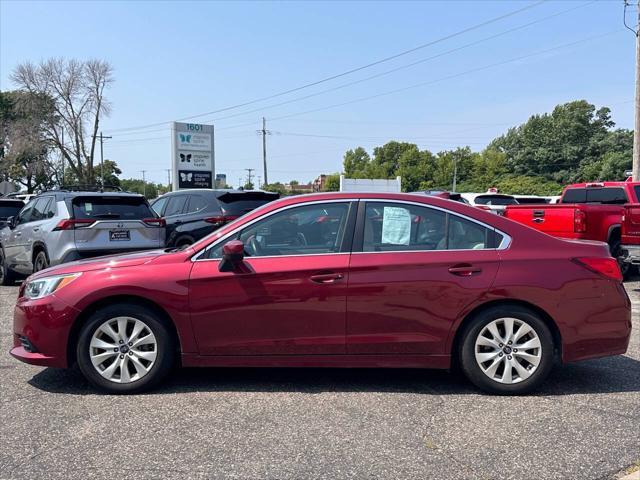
left=504, top=181, right=640, bottom=275
left=622, top=203, right=640, bottom=267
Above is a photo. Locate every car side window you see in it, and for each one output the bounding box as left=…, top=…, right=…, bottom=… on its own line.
left=205, top=202, right=351, bottom=259
left=185, top=194, right=208, bottom=214
left=362, top=202, right=492, bottom=252
left=164, top=195, right=188, bottom=217
left=45, top=198, right=57, bottom=218
left=151, top=197, right=168, bottom=216
left=30, top=197, right=51, bottom=222
left=16, top=200, right=36, bottom=225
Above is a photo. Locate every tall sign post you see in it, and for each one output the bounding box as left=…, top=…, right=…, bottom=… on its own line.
left=172, top=122, right=215, bottom=190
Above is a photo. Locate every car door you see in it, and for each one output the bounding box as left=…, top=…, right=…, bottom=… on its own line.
left=163, top=194, right=189, bottom=245
left=346, top=200, right=502, bottom=355
left=25, top=196, right=54, bottom=256
left=4, top=200, right=36, bottom=272
left=189, top=200, right=356, bottom=355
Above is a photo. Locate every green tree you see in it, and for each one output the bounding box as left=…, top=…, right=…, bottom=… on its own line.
left=343, top=147, right=370, bottom=177
left=263, top=182, right=286, bottom=195
left=323, top=173, right=340, bottom=192
left=120, top=178, right=161, bottom=199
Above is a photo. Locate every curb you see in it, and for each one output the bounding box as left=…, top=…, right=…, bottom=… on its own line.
left=620, top=470, right=640, bottom=480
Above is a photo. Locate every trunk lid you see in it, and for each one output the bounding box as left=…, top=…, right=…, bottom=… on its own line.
left=504, top=204, right=583, bottom=236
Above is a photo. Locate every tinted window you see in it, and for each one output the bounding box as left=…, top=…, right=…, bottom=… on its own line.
left=474, top=195, right=518, bottom=206
left=363, top=202, right=492, bottom=252
left=45, top=198, right=57, bottom=218
left=72, top=196, right=153, bottom=220
left=30, top=197, right=51, bottom=221
left=635, top=186, right=640, bottom=202
left=217, top=191, right=279, bottom=216
left=164, top=195, right=188, bottom=217
left=363, top=202, right=446, bottom=252
left=186, top=194, right=210, bottom=214
left=16, top=200, right=36, bottom=225
left=0, top=203, right=23, bottom=219
left=207, top=202, right=350, bottom=259
left=448, top=215, right=490, bottom=249
left=151, top=197, right=168, bottom=216
left=562, top=187, right=627, bottom=204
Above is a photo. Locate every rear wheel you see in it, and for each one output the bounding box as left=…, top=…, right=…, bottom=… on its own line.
left=76, top=304, right=175, bottom=394
left=459, top=305, right=555, bottom=395
left=33, top=250, right=49, bottom=273
left=610, top=240, right=634, bottom=279
left=0, top=249, right=16, bottom=286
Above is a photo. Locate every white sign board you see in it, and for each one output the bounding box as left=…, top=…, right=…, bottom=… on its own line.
left=172, top=122, right=215, bottom=190
left=339, top=175, right=402, bottom=193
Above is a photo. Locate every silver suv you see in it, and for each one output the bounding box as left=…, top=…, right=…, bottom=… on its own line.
left=0, top=191, right=165, bottom=285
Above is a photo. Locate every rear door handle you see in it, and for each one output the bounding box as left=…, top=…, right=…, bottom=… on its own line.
left=448, top=264, right=482, bottom=277
left=310, top=272, right=344, bottom=284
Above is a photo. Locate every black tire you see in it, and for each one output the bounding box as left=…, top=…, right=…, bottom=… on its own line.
left=0, top=248, right=16, bottom=286
left=76, top=303, right=175, bottom=394
left=610, top=241, right=634, bottom=279
left=33, top=250, right=49, bottom=273
left=175, top=237, right=194, bottom=249
left=459, top=305, right=555, bottom=395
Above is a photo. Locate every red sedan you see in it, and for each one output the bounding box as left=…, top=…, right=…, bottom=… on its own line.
left=10, top=192, right=632, bottom=394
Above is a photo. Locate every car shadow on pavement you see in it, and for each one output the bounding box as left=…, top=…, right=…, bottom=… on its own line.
left=27, top=354, right=640, bottom=397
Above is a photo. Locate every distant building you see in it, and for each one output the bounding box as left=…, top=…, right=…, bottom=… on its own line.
left=285, top=182, right=314, bottom=193
left=215, top=173, right=227, bottom=188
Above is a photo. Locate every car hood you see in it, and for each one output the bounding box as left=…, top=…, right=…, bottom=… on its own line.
left=29, top=249, right=167, bottom=279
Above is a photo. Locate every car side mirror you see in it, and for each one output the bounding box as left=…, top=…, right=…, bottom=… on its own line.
left=6, top=216, right=15, bottom=229
left=218, top=240, right=246, bottom=272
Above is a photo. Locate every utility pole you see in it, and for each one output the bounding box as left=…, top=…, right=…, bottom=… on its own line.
left=257, top=117, right=271, bottom=185
left=165, top=169, right=171, bottom=190
left=257, top=175, right=261, bottom=189
left=452, top=157, right=458, bottom=192
left=61, top=128, right=65, bottom=187
left=245, top=168, right=255, bottom=189
left=626, top=0, right=640, bottom=180
left=95, top=132, right=112, bottom=187
left=141, top=170, right=147, bottom=197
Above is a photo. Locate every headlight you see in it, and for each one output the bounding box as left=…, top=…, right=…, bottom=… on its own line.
left=23, top=273, right=82, bottom=300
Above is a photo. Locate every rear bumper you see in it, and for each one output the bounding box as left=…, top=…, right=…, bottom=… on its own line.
left=621, top=244, right=640, bottom=264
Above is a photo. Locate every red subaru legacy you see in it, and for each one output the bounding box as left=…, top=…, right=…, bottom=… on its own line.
left=10, top=192, right=631, bottom=394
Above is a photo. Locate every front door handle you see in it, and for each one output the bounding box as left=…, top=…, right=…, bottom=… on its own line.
left=33, top=227, right=40, bottom=232
left=310, top=272, right=344, bottom=284
left=448, top=264, right=482, bottom=277
left=14, top=232, right=21, bottom=237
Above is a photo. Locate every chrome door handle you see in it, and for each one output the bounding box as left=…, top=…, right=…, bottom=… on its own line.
left=448, top=264, right=482, bottom=277
left=310, top=273, right=344, bottom=284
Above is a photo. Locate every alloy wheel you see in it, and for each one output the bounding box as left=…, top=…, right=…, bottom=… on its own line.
left=89, top=316, right=158, bottom=384
left=474, top=317, right=542, bottom=384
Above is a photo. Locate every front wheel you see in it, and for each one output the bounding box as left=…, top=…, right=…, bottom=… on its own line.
left=459, top=305, right=555, bottom=395
left=0, top=249, right=16, bottom=286
left=76, top=304, right=175, bottom=394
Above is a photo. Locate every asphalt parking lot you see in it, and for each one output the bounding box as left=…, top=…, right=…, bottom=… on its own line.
left=0, top=282, right=638, bottom=480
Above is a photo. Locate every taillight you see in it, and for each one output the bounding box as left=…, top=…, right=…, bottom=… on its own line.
left=204, top=215, right=238, bottom=225
left=573, top=257, right=623, bottom=282
left=574, top=209, right=587, bottom=233
left=143, top=217, right=166, bottom=227
left=53, top=219, right=95, bottom=230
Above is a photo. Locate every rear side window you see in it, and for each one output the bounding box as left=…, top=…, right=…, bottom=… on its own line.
left=635, top=186, right=640, bottom=203
left=151, top=197, right=168, bottom=216
left=164, top=195, right=188, bottom=217
left=72, top=196, right=153, bottom=220
left=562, top=187, right=627, bottom=204
left=186, top=194, right=210, bottom=214
left=30, top=197, right=52, bottom=221
left=362, top=202, right=494, bottom=252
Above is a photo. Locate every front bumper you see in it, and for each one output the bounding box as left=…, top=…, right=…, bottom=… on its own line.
left=621, top=244, right=640, bottom=264
left=10, top=294, right=80, bottom=368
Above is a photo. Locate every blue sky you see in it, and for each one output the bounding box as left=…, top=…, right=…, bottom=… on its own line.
left=0, top=0, right=635, bottom=186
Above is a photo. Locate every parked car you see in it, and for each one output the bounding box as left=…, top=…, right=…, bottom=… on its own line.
left=411, top=190, right=470, bottom=203
left=621, top=203, right=640, bottom=266
left=10, top=192, right=631, bottom=395
left=512, top=195, right=554, bottom=205
left=150, top=189, right=279, bottom=248
left=5, top=192, right=38, bottom=203
left=460, top=192, right=519, bottom=214
left=0, top=198, right=24, bottom=228
left=0, top=191, right=164, bottom=285
left=504, top=181, right=640, bottom=275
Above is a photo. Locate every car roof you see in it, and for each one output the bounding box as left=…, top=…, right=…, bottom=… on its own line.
left=564, top=182, right=637, bottom=189
left=39, top=191, right=146, bottom=200
left=0, top=198, right=24, bottom=205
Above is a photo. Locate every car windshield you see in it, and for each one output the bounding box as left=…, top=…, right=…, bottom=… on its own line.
left=72, top=196, right=154, bottom=219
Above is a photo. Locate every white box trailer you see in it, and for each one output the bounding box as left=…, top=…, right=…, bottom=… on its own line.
left=339, top=175, right=402, bottom=193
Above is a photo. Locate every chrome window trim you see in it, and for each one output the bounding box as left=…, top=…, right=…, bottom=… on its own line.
left=191, top=199, right=359, bottom=262
left=191, top=197, right=512, bottom=262
left=359, top=199, right=512, bottom=252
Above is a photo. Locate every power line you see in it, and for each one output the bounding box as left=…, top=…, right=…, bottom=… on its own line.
left=269, top=30, right=622, bottom=123
left=104, top=1, right=544, bottom=134
left=190, top=1, right=593, bottom=127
